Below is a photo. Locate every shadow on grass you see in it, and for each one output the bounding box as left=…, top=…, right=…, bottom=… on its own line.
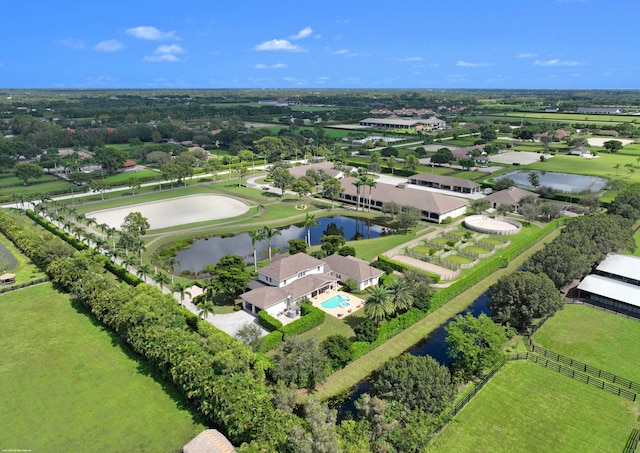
left=68, top=296, right=209, bottom=427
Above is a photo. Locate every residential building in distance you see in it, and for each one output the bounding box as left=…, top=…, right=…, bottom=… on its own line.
left=484, top=187, right=539, bottom=212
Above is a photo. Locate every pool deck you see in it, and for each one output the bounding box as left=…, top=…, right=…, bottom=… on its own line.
left=312, top=289, right=365, bottom=319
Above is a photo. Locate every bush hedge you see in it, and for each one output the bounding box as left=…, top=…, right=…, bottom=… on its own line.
left=258, top=310, right=283, bottom=332
left=256, top=331, right=284, bottom=353
left=375, top=254, right=441, bottom=283
left=279, top=305, right=325, bottom=338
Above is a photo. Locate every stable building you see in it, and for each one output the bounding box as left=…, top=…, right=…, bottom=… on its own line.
left=358, top=116, right=446, bottom=130
left=408, top=173, right=482, bottom=194
left=338, top=177, right=468, bottom=223
left=484, top=187, right=538, bottom=213
left=576, top=254, right=640, bottom=318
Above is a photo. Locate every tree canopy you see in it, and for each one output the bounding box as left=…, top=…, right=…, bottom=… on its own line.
left=488, top=271, right=564, bottom=332
left=446, top=313, right=512, bottom=381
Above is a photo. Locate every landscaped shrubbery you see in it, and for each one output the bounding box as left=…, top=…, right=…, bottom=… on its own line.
left=279, top=304, right=325, bottom=337
left=258, top=310, right=283, bottom=331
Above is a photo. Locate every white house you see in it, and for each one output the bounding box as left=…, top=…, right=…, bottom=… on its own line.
left=324, top=254, right=384, bottom=291
left=241, top=253, right=338, bottom=317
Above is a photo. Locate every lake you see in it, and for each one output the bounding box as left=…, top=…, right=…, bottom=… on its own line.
left=174, top=215, right=393, bottom=273
left=497, top=170, right=607, bottom=194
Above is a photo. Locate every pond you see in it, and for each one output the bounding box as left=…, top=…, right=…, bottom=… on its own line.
left=174, top=216, right=394, bottom=273
left=336, top=292, right=491, bottom=419
left=497, top=170, right=607, bottom=194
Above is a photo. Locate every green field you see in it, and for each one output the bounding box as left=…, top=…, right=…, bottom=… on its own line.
left=428, top=361, right=640, bottom=453
left=533, top=304, right=640, bottom=383
left=0, top=284, right=205, bottom=452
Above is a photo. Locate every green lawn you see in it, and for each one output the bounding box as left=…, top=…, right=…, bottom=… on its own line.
left=527, top=153, right=640, bottom=185
left=533, top=304, right=640, bottom=383
left=0, top=284, right=205, bottom=452
left=443, top=253, right=475, bottom=265
left=464, top=245, right=492, bottom=255
left=634, top=228, right=640, bottom=256
left=428, top=361, right=640, bottom=453
left=0, top=231, right=47, bottom=284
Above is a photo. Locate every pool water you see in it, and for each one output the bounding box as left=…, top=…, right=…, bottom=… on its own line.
left=321, top=294, right=351, bottom=309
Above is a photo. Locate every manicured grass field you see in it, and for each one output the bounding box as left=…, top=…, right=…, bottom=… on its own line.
left=464, top=245, right=493, bottom=255
left=443, top=253, right=475, bottom=265
left=0, top=284, right=205, bottom=452
left=428, top=361, right=640, bottom=453
left=527, top=153, right=640, bottom=185
left=533, top=304, right=640, bottom=382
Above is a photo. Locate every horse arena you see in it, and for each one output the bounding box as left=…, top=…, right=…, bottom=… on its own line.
left=88, top=194, right=250, bottom=230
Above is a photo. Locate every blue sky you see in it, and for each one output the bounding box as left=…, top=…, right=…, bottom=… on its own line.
left=1, top=0, right=637, bottom=89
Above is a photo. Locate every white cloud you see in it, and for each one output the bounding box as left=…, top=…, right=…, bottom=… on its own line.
left=254, top=63, right=287, bottom=69
left=534, top=59, right=581, bottom=66
left=94, top=39, right=124, bottom=52
left=456, top=61, right=493, bottom=67
left=144, top=54, right=180, bottom=62
left=253, top=39, right=305, bottom=52
left=143, top=44, right=186, bottom=62
left=393, top=56, right=424, bottom=62
left=126, top=26, right=177, bottom=41
left=516, top=52, right=537, bottom=58
left=60, top=38, right=85, bottom=50
left=333, top=49, right=358, bottom=57
left=155, top=44, right=185, bottom=54
left=290, top=27, right=313, bottom=40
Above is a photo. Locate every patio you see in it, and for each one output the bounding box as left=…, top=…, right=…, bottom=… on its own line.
left=311, top=289, right=365, bottom=319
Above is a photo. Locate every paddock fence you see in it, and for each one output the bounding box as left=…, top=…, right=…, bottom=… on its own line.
left=509, top=352, right=636, bottom=401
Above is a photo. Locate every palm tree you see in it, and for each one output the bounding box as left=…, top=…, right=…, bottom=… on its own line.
left=165, top=256, right=180, bottom=284
left=352, top=178, right=363, bottom=211
left=123, top=255, right=137, bottom=272
left=137, top=263, right=153, bottom=282
left=153, top=271, right=171, bottom=291
left=248, top=229, right=265, bottom=272
left=614, top=163, right=621, bottom=176
left=303, top=213, right=319, bottom=247
left=172, top=282, right=192, bottom=306
left=364, top=285, right=394, bottom=327
left=196, top=299, right=215, bottom=320
left=105, top=226, right=117, bottom=249
left=262, top=226, right=281, bottom=261
left=201, top=277, right=218, bottom=304
left=387, top=279, right=413, bottom=313
left=365, top=176, right=377, bottom=213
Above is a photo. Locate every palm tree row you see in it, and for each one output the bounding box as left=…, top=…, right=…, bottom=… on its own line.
left=248, top=225, right=283, bottom=271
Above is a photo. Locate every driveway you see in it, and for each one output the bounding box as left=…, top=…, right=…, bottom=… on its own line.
left=209, top=310, right=268, bottom=338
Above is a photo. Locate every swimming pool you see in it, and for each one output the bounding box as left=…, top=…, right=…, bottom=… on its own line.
left=321, top=294, right=351, bottom=309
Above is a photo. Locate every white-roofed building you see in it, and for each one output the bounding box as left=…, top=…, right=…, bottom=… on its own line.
left=576, top=253, right=640, bottom=318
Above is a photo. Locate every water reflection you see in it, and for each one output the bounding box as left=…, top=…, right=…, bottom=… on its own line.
left=175, top=215, right=393, bottom=273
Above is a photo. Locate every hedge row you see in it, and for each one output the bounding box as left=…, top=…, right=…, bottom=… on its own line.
left=256, top=331, right=284, bottom=353
left=26, top=210, right=88, bottom=251
left=279, top=304, right=325, bottom=338
left=0, top=277, right=50, bottom=295
left=26, top=210, right=143, bottom=286
left=258, top=310, right=283, bottom=331
left=256, top=303, right=327, bottom=352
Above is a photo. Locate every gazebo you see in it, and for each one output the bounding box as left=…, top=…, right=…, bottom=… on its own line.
left=0, top=273, right=16, bottom=285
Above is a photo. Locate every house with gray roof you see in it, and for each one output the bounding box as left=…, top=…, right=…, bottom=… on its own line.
left=359, top=116, right=446, bottom=130
left=408, top=173, right=481, bottom=194
left=288, top=161, right=347, bottom=180
left=338, top=177, right=468, bottom=223
left=484, top=187, right=538, bottom=213
left=241, top=253, right=338, bottom=316
left=324, top=254, right=384, bottom=290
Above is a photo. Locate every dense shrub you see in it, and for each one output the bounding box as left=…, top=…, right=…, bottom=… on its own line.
left=279, top=305, right=325, bottom=337
left=256, top=331, right=284, bottom=353
left=321, top=335, right=353, bottom=369
left=258, top=310, right=283, bottom=331
left=353, top=319, right=378, bottom=343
